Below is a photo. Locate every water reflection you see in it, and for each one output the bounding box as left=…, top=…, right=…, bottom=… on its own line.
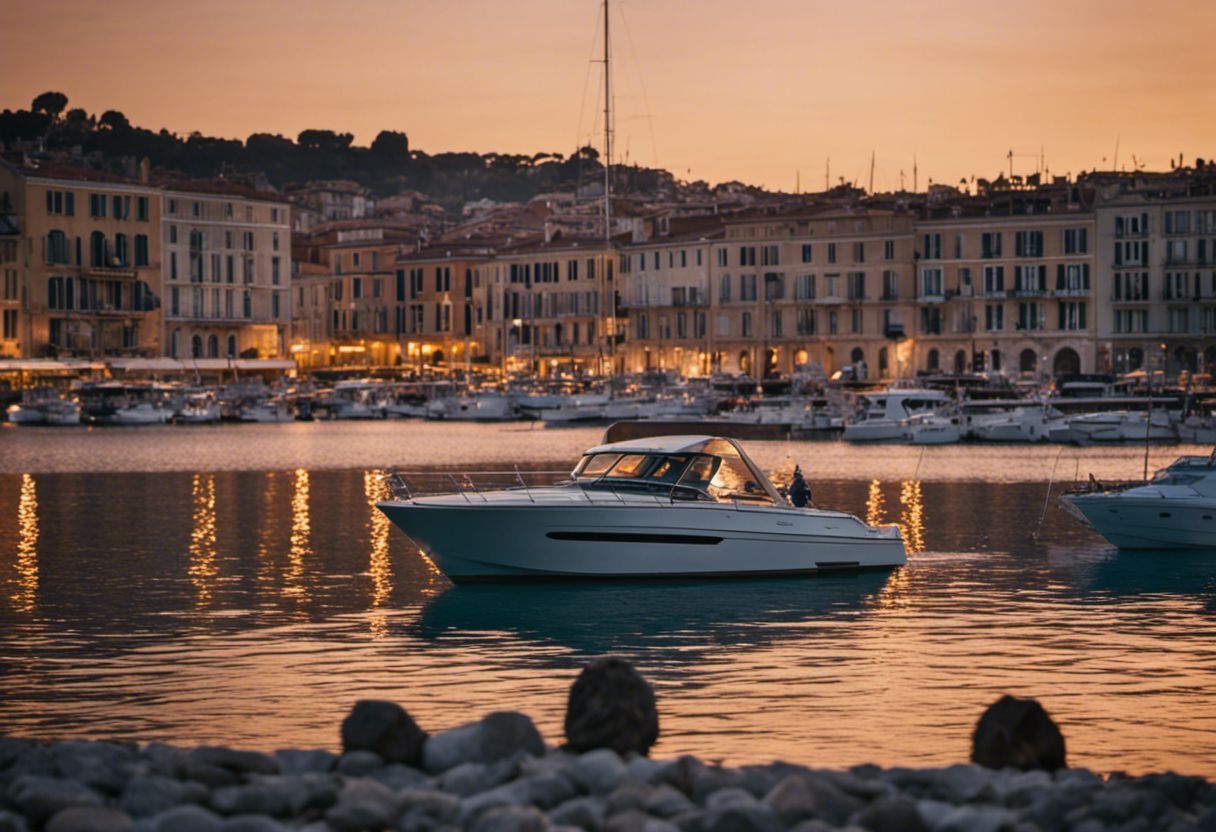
left=1079, top=548, right=1216, bottom=609
left=416, top=571, right=891, bottom=661
left=12, top=474, right=39, bottom=613
left=898, top=480, right=925, bottom=554
left=364, top=470, right=394, bottom=638
left=864, top=479, right=884, bottom=528
left=286, top=468, right=311, bottom=598
left=188, top=474, right=217, bottom=605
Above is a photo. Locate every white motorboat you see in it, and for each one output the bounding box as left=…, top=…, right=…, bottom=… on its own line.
left=5, top=402, right=47, bottom=424
left=539, top=394, right=611, bottom=424
left=177, top=392, right=221, bottom=424
left=901, top=413, right=961, bottom=445
left=961, top=400, right=1053, bottom=443
left=842, top=389, right=952, bottom=443
left=240, top=398, right=294, bottom=422
left=111, top=401, right=173, bottom=425
left=426, top=392, right=518, bottom=421
left=43, top=399, right=81, bottom=426
left=1060, top=452, right=1216, bottom=549
left=1066, top=410, right=1177, bottom=445
left=1176, top=414, right=1216, bottom=445
left=377, top=435, right=906, bottom=582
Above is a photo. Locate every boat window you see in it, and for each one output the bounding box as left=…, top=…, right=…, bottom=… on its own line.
left=644, top=455, right=691, bottom=484
left=605, top=454, right=653, bottom=479
left=681, top=455, right=720, bottom=488
left=701, top=440, right=773, bottom=503
left=575, top=453, right=621, bottom=478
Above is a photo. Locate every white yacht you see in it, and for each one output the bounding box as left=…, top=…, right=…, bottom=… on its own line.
left=900, top=412, right=961, bottom=445
left=111, top=401, right=173, bottom=425
left=1066, top=410, right=1177, bottom=444
left=42, top=399, right=81, bottom=426
left=842, top=389, right=951, bottom=443
left=240, top=397, right=294, bottom=422
left=539, top=393, right=611, bottom=424
left=961, top=400, right=1053, bottom=443
left=425, top=392, right=518, bottom=421
left=1060, top=452, right=1216, bottom=549
left=177, top=391, right=221, bottom=424
left=377, top=435, right=906, bottom=582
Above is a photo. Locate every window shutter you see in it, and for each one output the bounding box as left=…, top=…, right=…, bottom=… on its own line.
left=1056, top=263, right=1065, bottom=290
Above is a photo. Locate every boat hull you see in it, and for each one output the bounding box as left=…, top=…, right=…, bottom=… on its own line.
left=1062, top=494, right=1216, bottom=549
left=377, top=500, right=906, bottom=581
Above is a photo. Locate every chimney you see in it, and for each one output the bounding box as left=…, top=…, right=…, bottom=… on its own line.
left=543, top=221, right=554, bottom=243
left=139, top=157, right=150, bottom=183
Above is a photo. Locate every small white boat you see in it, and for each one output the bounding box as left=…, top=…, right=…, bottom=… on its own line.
left=426, top=393, right=518, bottom=421
left=377, top=435, right=906, bottom=582
left=240, top=398, right=294, bottom=422
left=901, top=413, right=961, bottom=445
left=43, top=399, right=81, bottom=426
left=1060, top=452, right=1216, bottom=549
left=1177, top=415, right=1216, bottom=445
left=540, top=394, right=611, bottom=424
left=112, top=402, right=173, bottom=425
left=177, top=392, right=221, bottom=424
left=1067, top=410, right=1177, bottom=445
left=962, top=400, right=1053, bottom=443
left=843, top=389, right=952, bottom=443
left=5, top=403, right=47, bottom=424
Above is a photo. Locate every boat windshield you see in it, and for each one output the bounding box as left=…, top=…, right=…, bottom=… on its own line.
left=573, top=452, right=723, bottom=499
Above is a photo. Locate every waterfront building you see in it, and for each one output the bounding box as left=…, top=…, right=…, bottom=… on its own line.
left=393, top=242, right=496, bottom=373
left=708, top=208, right=918, bottom=379
left=289, top=221, right=417, bottom=366
left=1092, top=173, right=1216, bottom=375
left=0, top=159, right=164, bottom=358
left=618, top=216, right=723, bottom=376
left=285, top=180, right=374, bottom=232
left=914, top=189, right=1097, bottom=378
left=160, top=184, right=292, bottom=360
left=488, top=234, right=620, bottom=376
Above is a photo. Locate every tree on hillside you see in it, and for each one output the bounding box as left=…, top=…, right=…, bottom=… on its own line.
left=371, top=130, right=409, bottom=161
left=99, top=110, right=131, bottom=131
left=31, top=91, right=68, bottom=119
left=297, top=129, right=354, bottom=151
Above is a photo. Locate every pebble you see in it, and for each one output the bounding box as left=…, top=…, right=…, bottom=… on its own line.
left=763, top=773, right=862, bottom=827
left=398, top=788, right=461, bottom=831
left=325, top=778, right=401, bottom=832
left=425, top=712, right=545, bottom=774
left=550, top=795, right=606, bottom=829
left=8, top=775, right=103, bottom=825
left=570, top=749, right=629, bottom=795
left=119, top=775, right=209, bottom=818
left=471, top=804, right=550, bottom=832
left=335, top=750, right=383, bottom=777
left=273, top=749, right=335, bottom=775
left=189, top=747, right=279, bottom=776
left=46, top=806, right=133, bottom=832
left=150, top=804, right=224, bottom=832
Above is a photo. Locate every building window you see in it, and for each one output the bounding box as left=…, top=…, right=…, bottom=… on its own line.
left=922, top=233, right=941, bottom=259
left=984, top=303, right=1004, bottom=331
left=882, top=270, right=899, bottom=300
left=1014, top=230, right=1044, bottom=257
left=883, top=240, right=895, bottom=260
left=741, top=312, right=752, bottom=337
left=981, top=232, right=1002, bottom=259
left=1063, top=227, right=1088, bottom=255
left=719, top=274, right=731, bottom=302
left=137, top=196, right=149, bottom=221
left=920, top=268, right=943, bottom=297
left=272, top=257, right=281, bottom=285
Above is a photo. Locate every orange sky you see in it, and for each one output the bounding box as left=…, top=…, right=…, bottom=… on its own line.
left=3, top=0, right=1214, bottom=191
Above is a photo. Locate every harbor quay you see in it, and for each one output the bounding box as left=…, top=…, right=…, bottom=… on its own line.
left=1, top=659, right=1213, bottom=832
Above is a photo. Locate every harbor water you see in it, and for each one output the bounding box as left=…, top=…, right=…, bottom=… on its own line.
left=0, top=422, right=1214, bottom=776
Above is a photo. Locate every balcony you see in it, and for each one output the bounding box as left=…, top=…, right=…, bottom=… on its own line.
left=981, top=290, right=1008, bottom=299
left=917, top=293, right=946, bottom=304
left=812, top=295, right=846, bottom=305
left=1054, top=287, right=1089, bottom=298
left=1013, top=289, right=1046, bottom=298
left=884, top=323, right=906, bottom=339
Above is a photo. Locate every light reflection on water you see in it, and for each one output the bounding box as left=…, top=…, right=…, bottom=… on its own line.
left=0, top=465, right=1214, bottom=776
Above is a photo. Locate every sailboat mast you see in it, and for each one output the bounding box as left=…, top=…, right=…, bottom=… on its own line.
left=602, top=0, right=614, bottom=372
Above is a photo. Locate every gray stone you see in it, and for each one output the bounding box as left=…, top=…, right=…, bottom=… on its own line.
left=704, top=804, right=783, bottom=832
left=336, top=750, right=384, bottom=777
left=211, top=778, right=309, bottom=818
left=46, top=807, right=133, bottom=832
left=150, top=804, right=224, bottom=832
left=853, top=797, right=927, bottom=832
left=931, top=765, right=997, bottom=804
left=274, top=748, right=336, bottom=775
left=120, top=775, right=210, bottom=818
left=53, top=741, right=136, bottom=795
left=181, top=761, right=239, bottom=789
left=424, top=713, right=544, bottom=774
left=189, top=746, right=279, bottom=776
left=603, top=809, right=655, bottom=832
left=565, top=658, right=659, bottom=757
left=913, top=800, right=954, bottom=831
left=219, top=816, right=291, bottom=832
left=705, top=788, right=756, bottom=811
left=763, top=774, right=862, bottom=826
left=606, top=784, right=653, bottom=816
left=571, top=749, right=629, bottom=795
left=326, top=778, right=402, bottom=832
left=645, top=785, right=694, bottom=818
left=550, top=796, right=606, bottom=830
left=520, top=771, right=578, bottom=810
left=438, top=762, right=493, bottom=796
left=0, top=812, right=26, bottom=832
left=971, top=696, right=1066, bottom=772
left=936, top=805, right=1020, bottom=832
left=398, top=788, right=461, bottom=831
left=460, top=783, right=529, bottom=825
left=341, top=700, right=427, bottom=767
left=368, top=763, right=430, bottom=792
left=625, top=757, right=663, bottom=785
left=8, top=775, right=103, bottom=825
left=470, top=805, right=549, bottom=832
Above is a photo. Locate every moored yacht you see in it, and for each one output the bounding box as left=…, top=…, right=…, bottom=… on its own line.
left=842, top=389, right=951, bottom=443
left=377, top=435, right=906, bottom=582
left=1060, top=452, right=1216, bottom=548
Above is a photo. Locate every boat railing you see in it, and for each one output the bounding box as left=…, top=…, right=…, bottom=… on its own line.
left=381, top=468, right=720, bottom=507
left=1063, top=475, right=1150, bottom=496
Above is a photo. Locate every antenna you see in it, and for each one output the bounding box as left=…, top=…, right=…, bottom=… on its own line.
left=601, top=0, right=614, bottom=372
left=1112, top=135, right=1120, bottom=171
left=868, top=150, right=875, bottom=194
left=825, top=157, right=830, bottom=192
left=913, top=154, right=918, bottom=193
left=796, top=169, right=801, bottom=195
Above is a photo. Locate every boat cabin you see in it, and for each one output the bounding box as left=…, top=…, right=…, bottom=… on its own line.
left=572, top=435, right=785, bottom=504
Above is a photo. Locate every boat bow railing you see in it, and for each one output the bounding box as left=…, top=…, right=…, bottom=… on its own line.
left=382, top=469, right=573, bottom=503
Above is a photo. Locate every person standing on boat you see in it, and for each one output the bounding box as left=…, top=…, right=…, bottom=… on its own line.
left=789, top=465, right=812, bottom=508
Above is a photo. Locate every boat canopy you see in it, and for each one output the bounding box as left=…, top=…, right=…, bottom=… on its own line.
left=576, top=435, right=785, bottom=504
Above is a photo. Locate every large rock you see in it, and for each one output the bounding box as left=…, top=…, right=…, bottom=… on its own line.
left=971, top=696, right=1066, bottom=772
left=325, top=778, right=402, bottom=832
left=8, top=776, right=103, bottom=825
left=570, top=749, right=629, bottom=795
left=340, top=700, right=427, bottom=766
left=565, top=658, right=659, bottom=757
left=423, top=712, right=544, bottom=773
left=762, top=774, right=862, bottom=827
